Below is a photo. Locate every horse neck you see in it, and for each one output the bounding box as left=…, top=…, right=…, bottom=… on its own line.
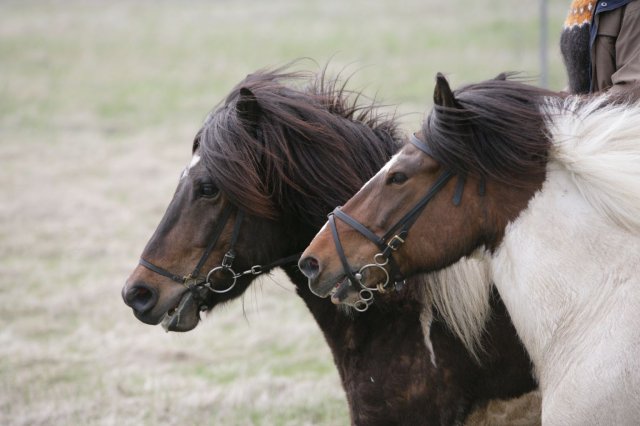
left=284, top=264, right=539, bottom=423
left=281, top=264, right=452, bottom=423
left=488, top=164, right=640, bottom=384
left=481, top=173, right=546, bottom=251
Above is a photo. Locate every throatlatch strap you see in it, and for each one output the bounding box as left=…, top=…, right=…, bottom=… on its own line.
left=452, top=174, right=466, bottom=206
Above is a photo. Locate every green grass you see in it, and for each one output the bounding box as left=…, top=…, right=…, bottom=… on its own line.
left=0, top=0, right=568, bottom=133
left=0, top=0, right=565, bottom=424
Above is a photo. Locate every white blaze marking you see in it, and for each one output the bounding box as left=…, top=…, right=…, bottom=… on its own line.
left=380, top=152, right=401, bottom=174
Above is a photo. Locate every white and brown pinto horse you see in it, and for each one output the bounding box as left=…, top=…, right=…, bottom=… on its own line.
left=300, top=74, right=640, bottom=424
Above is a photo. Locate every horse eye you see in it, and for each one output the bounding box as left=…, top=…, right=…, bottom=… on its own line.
left=387, top=172, right=408, bottom=185
left=199, top=183, right=219, bottom=198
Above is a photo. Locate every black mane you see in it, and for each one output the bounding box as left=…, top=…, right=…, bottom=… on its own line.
left=198, top=65, right=402, bottom=227
left=423, top=77, right=562, bottom=186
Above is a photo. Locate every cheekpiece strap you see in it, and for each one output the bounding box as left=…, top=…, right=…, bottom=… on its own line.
left=452, top=174, right=466, bottom=206
left=328, top=213, right=358, bottom=284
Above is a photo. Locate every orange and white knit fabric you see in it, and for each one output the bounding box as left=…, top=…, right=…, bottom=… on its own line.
left=564, top=0, right=597, bottom=28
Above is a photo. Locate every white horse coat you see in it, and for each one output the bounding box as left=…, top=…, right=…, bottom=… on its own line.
left=436, top=96, right=640, bottom=424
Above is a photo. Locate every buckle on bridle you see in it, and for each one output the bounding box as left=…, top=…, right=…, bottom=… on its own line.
left=387, top=234, right=405, bottom=251
left=221, top=250, right=235, bottom=268
left=181, top=274, right=196, bottom=287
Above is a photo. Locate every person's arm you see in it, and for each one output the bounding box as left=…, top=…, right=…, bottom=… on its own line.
left=610, top=0, right=640, bottom=95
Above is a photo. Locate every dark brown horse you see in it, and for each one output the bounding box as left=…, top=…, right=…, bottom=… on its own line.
left=300, top=73, right=640, bottom=423
left=122, top=67, right=537, bottom=425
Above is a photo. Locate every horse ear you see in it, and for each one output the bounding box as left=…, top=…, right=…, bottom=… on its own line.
left=236, top=87, right=262, bottom=127
left=433, top=73, right=456, bottom=108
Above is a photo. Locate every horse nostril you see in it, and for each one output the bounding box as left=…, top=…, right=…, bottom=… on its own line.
left=299, top=256, right=321, bottom=279
left=123, top=283, right=158, bottom=314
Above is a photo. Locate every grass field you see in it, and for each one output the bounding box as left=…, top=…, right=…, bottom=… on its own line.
left=1, top=1, right=566, bottom=424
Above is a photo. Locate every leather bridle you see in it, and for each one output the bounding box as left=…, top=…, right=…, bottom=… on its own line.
left=139, top=204, right=300, bottom=311
left=324, top=134, right=478, bottom=312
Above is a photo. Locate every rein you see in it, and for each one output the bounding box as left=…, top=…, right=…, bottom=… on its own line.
left=139, top=205, right=300, bottom=311
left=326, top=134, right=471, bottom=312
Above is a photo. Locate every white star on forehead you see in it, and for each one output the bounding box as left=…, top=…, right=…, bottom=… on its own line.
left=180, top=154, right=201, bottom=180
left=189, top=154, right=201, bottom=168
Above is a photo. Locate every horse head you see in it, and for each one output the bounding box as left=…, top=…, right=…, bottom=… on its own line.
left=300, top=73, right=551, bottom=305
left=122, top=67, right=401, bottom=329
left=122, top=86, right=295, bottom=331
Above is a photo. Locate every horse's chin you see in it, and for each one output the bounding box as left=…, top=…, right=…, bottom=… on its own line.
left=308, top=275, right=337, bottom=298
left=161, top=291, right=201, bottom=332
left=330, top=277, right=361, bottom=306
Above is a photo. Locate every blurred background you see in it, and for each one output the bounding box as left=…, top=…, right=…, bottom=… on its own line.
left=1, top=0, right=567, bottom=424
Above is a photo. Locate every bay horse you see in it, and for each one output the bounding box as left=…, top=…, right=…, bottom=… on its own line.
left=300, top=73, right=640, bottom=424
left=122, top=67, right=537, bottom=424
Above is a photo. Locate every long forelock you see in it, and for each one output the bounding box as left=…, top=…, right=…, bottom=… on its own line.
left=423, top=78, right=560, bottom=186
left=198, top=67, right=402, bottom=227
